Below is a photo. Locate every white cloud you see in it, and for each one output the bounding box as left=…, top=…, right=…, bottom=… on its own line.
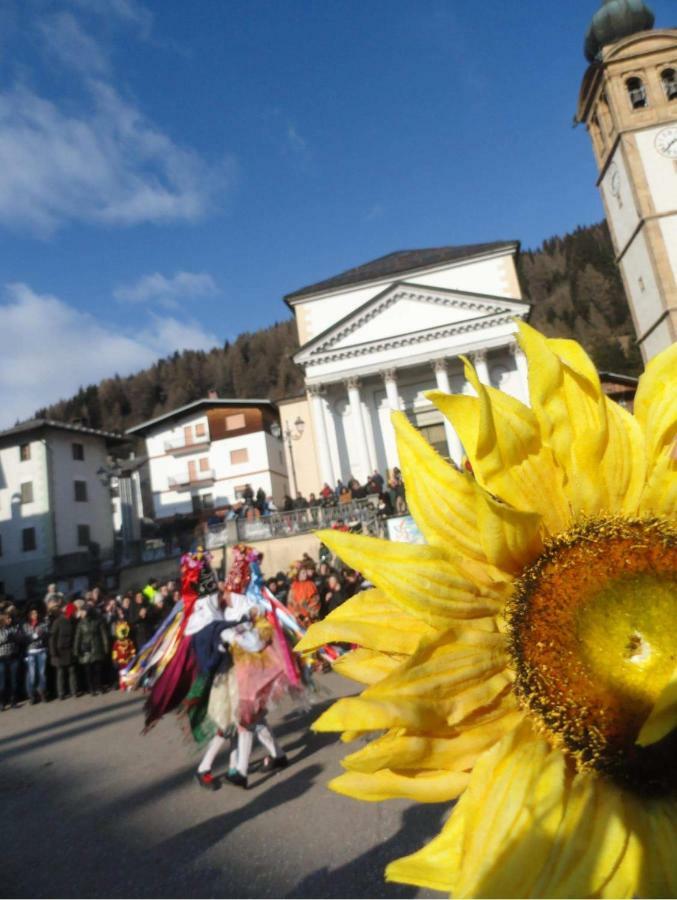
left=0, top=80, right=234, bottom=235
left=0, top=283, right=218, bottom=427
left=114, top=271, right=219, bottom=306
left=38, top=11, right=110, bottom=75
left=68, top=0, right=153, bottom=35
left=286, top=124, right=307, bottom=154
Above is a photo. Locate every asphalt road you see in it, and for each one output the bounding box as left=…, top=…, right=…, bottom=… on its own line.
left=1, top=674, right=448, bottom=898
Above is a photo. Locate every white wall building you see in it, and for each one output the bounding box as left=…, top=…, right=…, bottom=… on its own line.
left=126, top=398, right=289, bottom=520
left=280, top=242, right=531, bottom=496
left=0, top=420, right=126, bottom=601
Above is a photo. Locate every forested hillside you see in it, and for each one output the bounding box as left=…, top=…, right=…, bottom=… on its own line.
left=36, top=221, right=640, bottom=433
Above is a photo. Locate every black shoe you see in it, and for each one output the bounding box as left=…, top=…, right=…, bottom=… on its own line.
left=224, top=770, right=248, bottom=789
left=195, top=771, right=218, bottom=791
left=59, top=695, right=67, bottom=701
left=92, top=691, right=100, bottom=697
left=29, top=697, right=37, bottom=705
left=262, top=754, right=289, bottom=772
left=10, top=701, right=19, bottom=709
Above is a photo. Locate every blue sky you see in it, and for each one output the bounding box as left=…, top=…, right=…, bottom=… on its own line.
left=0, top=0, right=673, bottom=425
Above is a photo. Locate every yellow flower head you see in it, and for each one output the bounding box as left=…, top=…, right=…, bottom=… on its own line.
left=298, top=323, right=677, bottom=899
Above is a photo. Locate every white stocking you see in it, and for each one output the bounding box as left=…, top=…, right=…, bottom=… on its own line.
left=198, top=733, right=226, bottom=773
left=255, top=720, right=281, bottom=758
left=236, top=728, right=254, bottom=777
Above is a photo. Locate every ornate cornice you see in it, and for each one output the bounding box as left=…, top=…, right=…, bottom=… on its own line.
left=310, top=287, right=510, bottom=357
left=301, top=311, right=526, bottom=368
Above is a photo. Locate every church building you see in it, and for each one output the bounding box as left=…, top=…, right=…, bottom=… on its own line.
left=278, top=242, right=531, bottom=495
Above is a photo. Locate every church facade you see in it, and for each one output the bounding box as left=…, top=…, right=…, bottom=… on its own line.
left=278, top=242, right=531, bottom=496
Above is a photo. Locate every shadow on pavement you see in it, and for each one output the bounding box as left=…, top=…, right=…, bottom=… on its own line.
left=289, top=802, right=450, bottom=899
left=0, top=695, right=140, bottom=748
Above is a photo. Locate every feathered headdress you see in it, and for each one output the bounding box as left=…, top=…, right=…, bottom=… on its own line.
left=180, top=548, right=217, bottom=619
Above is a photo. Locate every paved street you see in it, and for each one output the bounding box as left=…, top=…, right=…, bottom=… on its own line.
left=1, top=674, right=447, bottom=898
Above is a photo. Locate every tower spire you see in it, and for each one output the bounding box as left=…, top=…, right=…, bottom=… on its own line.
left=584, top=0, right=655, bottom=62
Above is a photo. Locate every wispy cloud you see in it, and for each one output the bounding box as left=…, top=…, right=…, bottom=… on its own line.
left=286, top=123, right=308, bottom=154
left=0, top=282, right=218, bottom=427
left=68, top=0, right=153, bottom=36
left=39, top=10, right=110, bottom=75
left=364, top=204, right=384, bottom=222
left=0, top=80, right=235, bottom=235
left=114, top=271, right=219, bottom=307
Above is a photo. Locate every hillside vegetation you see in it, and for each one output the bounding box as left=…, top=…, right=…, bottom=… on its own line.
left=36, top=221, right=640, bottom=433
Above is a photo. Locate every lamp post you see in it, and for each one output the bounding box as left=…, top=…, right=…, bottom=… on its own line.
left=272, top=417, right=305, bottom=497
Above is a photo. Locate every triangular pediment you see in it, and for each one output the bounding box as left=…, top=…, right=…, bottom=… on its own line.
left=294, top=281, right=528, bottom=366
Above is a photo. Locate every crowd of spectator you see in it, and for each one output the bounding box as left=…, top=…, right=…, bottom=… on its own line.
left=216, top=467, right=407, bottom=524
left=0, top=544, right=368, bottom=710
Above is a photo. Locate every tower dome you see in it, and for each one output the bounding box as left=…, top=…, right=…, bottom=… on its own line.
left=584, top=0, right=655, bottom=61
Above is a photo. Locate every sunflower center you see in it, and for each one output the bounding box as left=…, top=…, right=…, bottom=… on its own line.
left=508, top=517, right=677, bottom=793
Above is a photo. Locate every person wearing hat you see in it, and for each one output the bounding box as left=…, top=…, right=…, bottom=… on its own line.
left=49, top=601, right=79, bottom=699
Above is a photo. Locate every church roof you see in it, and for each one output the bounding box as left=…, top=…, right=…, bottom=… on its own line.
left=284, top=241, right=519, bottom=303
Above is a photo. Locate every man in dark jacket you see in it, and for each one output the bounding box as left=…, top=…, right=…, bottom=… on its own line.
left=73, top=608, right=110, bottom=695
left=49, top=603, right=78, bottom=699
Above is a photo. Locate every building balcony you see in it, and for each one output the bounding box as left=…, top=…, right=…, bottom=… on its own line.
left=163, top=435, right=210, bottom=455
left=168, top=468, right=215, bottom=490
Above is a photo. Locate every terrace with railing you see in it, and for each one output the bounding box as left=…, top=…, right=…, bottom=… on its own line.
left=206, top=496, right=383, bottom=545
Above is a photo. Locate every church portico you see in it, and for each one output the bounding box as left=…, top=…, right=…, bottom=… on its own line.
left=280, top=242, right=532, bottom=497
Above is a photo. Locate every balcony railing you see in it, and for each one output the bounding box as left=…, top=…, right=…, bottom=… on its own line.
left=206, top=497, right=383, bottom=545
left=168, top=468, right=215, bottom=489
left=164, top=434, right=210, bottom=454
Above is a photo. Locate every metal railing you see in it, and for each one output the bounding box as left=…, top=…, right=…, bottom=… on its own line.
left=206, top=497, right=383, bottom=544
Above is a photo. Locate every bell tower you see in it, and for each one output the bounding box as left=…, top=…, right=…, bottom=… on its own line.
left=577, top=0, right=677, bottom=361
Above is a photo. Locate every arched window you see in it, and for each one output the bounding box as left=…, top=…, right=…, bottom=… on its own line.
left=661, top=68, right=677, bottom=101
left=626, top=76, right=648, bottom=109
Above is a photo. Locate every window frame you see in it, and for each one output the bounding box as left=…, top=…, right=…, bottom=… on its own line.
left=20, top=481, right=34, bottom=504
left=22, top=527, right=37, bottom=552
left=19, top=442, right=31, bottom=462
left=626, top=76, right=648, bottom=110
left=230, top=447, right=249, bottom=465
left=72, top=442, right=85, bottom=461
left=77, top=524, right=91, bottom=547
left=74, top=480, right=88, bottom=502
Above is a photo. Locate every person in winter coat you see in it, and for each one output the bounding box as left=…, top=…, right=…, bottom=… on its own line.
left=49, top=602, right=79, bottom=699
left=22, top=607, right=49, bottom=703
left=131, top=605, right=154, bottom=654
left=0, top=607, right=21, bottom=709
left=73, top=608, right=110, bottom=696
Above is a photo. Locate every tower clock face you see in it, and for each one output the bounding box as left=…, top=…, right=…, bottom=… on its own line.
left=655, top=126, right=677, bottom=159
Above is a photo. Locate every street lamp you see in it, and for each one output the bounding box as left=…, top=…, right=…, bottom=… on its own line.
left=271, top=417, right=305, bottom=496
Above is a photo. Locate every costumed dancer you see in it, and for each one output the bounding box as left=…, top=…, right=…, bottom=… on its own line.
left=195, top=549, right=298, bottom=790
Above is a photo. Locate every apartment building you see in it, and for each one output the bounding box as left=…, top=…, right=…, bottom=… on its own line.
left=0, top=419, right=127, bottom=601
left=126, top=397, right=289, bottom=519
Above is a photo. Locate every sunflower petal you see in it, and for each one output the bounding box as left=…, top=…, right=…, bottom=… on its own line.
left=476, top=490, right=543, bottom=573
left=313, top=530, right=503, bottom=629
left=635, top=797, right=677, bottom=898
left=329, top=768, right=470, bottom=803
left=636, top=663, right=677, bottom=747
left=634, top=341, right=677, bottom=465
left=517, top=321, right=646, bottom=517
left=392, top=410, right=487, bottom=561
left=296, top=588, right=436, bottom=656
left=342, top=709, right=523, bottom=775
left=388, top=720, right=640, bottom=899
left=331, top=648, right=406, bottom=685
left=429, top=359, right=570, bottom=536
left=313, top=627, right=510, bottom=734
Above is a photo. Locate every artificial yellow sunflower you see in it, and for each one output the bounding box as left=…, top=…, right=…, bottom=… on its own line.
left=297, top=322, right=676, bottom=899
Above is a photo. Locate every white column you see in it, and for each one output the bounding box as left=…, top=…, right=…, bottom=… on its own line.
left=471, top=348, right=490, bottom=386
left=345, top=376, right=371, bottom=481
left=383, top=368, right=400, bottom=411
left=381, top=368, right=401, bottom=470
left=509, top=340, right=530, bottom=405
left=308, top=384, right=335, bottom=487
left=433, top=359, right=463, bottom=466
